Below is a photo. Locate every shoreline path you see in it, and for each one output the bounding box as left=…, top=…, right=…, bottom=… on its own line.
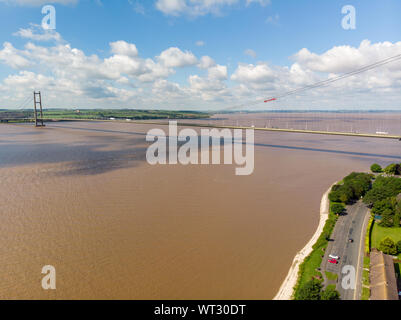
left=273, top=183, right=336, bottom=300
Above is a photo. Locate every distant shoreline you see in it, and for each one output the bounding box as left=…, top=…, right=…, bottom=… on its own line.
left=273, top=182, right=336, bottom=300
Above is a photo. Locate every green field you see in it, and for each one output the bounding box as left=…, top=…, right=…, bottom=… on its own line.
left=371, top=223, right=401, bottom=249
left=0, top=109, right=211, bottom=122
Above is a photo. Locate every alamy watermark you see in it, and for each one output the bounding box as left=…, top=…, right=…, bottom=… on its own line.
left=42, top=5, right=56, bottom=30
left=41, top=265, right=56, bottom=290
left=341, top=265, right=356, bottom=290
left=341, top=5, right=356, bottom=30
left=145, top=121, right=255, bottom=176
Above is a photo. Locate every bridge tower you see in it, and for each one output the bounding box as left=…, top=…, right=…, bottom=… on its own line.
left=33, top=91, right=45, bottom=127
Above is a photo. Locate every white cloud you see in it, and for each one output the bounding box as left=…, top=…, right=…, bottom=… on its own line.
left=188, top=74, right=229, bottom=101
left=231, top=63, right=275, bottom=83
left=0, top=0, right=78, bottom=6
left=266, top=13, right=279, bottom=25
left=246, top=0, right=270, bottom=6
left=208, top=64, right=227, bottom=80
left=110, top=40, right=138, bottom=57
left=293, top=40, right=401, bottom=74
left=4, top=71, right=54, bottom=88
left=155, top=0, right=270, bottom=17
left=129, top=0, right=145, bottom=14
left=13, top=24, right=62, bottom=42
left=228, top=40, right=401, bottom=109
left=244, top=49, right=256, bottom=58
left=155, top=0, right=186, bottom=16
left=198, top=55, right=215, bottom=69
left=1, top=31, right=401, bottom=110
left=196, top=40, right=205, bottom=47
left=0, top=42, right=31, bottom=69
left=157, top=47, right=198, bottom=67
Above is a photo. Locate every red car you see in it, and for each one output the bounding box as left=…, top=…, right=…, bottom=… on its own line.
left=328, top=259, right=339, bottom=264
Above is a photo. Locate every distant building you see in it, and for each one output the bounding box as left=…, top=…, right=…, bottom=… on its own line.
left=370, top=249, right=399, bottom=300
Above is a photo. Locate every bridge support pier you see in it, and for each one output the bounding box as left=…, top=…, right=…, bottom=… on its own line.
left=33, top=91, right=45, bottom=127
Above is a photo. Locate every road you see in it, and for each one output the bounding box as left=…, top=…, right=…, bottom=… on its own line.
left=321, top=200, right=370, bottom=300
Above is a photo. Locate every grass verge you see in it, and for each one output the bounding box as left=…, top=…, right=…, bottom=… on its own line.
left=293, top=203, right=338, bottom=299
left=362, top=286, right=370, bottom=300
left=325, top=271, right=338, bottom=281
left=365, top=217, right=374, bottom=255
left=371, top=223, right=401, bottom=249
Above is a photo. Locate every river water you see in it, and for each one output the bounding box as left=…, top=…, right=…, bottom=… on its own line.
left=0, top=113, right=400, bottom=299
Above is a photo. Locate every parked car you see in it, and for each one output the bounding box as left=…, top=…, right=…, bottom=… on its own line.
left=348, top=238, right=354, bottom=243
left=328, top=259, right=339, bottom=264
left=329, top=254, right=340, bottom=260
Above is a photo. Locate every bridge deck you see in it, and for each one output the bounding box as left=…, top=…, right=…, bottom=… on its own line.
left=2, top=118, right=401, bottom=140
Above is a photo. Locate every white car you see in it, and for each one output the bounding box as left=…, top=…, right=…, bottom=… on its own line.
left=329, top=254, right=339, bottom=260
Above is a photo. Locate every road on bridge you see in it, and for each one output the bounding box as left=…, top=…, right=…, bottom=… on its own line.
left=321, top=200, right=370, bottom=300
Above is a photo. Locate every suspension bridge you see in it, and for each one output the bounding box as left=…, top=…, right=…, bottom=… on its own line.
left=2, top=53, right=401, bottom=140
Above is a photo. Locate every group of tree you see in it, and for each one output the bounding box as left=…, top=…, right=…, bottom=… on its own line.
left=370, top=163, right=401, bottom=175
left=363, top=176, right=401, bottom=207
left=330, top=202, right=345, bottom=216
left=371, top=197, right=401, bottom=227
left=384, top=163, right=401, bottom=175
left=328, top=172, right=373, bottom=204
left=295, top=279, right=340, bottom=300
left=378, top=237, right=401, bottom=255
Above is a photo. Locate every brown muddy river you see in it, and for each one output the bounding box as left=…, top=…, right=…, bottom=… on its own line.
left=0, top=113, right=400, bottom=299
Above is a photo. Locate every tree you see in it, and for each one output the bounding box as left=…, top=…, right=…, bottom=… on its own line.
left=296, top=279, right=322, bottom=300
left=384, top=164, right=401, bottom=175
left=339, top=184, right=354, bottom=204
left=395, top=201, right=401, bottom=227
left=363, top=176, right=401, bottom=206
left=397, top=240, right=401, bottom=254
left=393, top=213, right=400, bottom=228
left=371, top=198, right=395, bottom=216
left=321, top=287, right=340, bottom=300
left=329, top=189, right=342, bottom=203
left=379, top=209, right=394, bottom=227
left=371, top=163, right=382, bottom=173
left=331, top=203, right=345, bottom=215
left=378, top=237, right=398, bottom=255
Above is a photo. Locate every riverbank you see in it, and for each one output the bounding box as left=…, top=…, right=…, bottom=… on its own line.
left=273, top=183, right=335, bottom=300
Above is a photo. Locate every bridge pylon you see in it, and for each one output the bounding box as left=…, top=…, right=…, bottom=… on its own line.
left=33, top=91, right=45, bottom=127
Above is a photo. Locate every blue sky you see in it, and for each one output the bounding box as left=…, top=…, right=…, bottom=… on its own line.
left=0, top=0, right=401, bottom=110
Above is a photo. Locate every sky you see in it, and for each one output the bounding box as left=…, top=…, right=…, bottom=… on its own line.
left=0, top=0, right=401, bottom=110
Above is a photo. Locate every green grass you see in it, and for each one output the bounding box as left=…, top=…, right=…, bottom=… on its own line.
left=325, top=271, right=338, bottom=281
left=295, top=248, right=325, bottom=288
left=365, top=217, right=374, bottom=255
left=363, top=256, right=370, bottom=269
left=361, top=251, right=371, bottom=300
left=326, top=284, right=337, bottom=291
left=362, top=287, right=370, bottom=300
left=371, top=223, right=401, bottom=249
left=293, top=210, right=338, bottom=299
left=362, top=269, right=370, bottom=286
